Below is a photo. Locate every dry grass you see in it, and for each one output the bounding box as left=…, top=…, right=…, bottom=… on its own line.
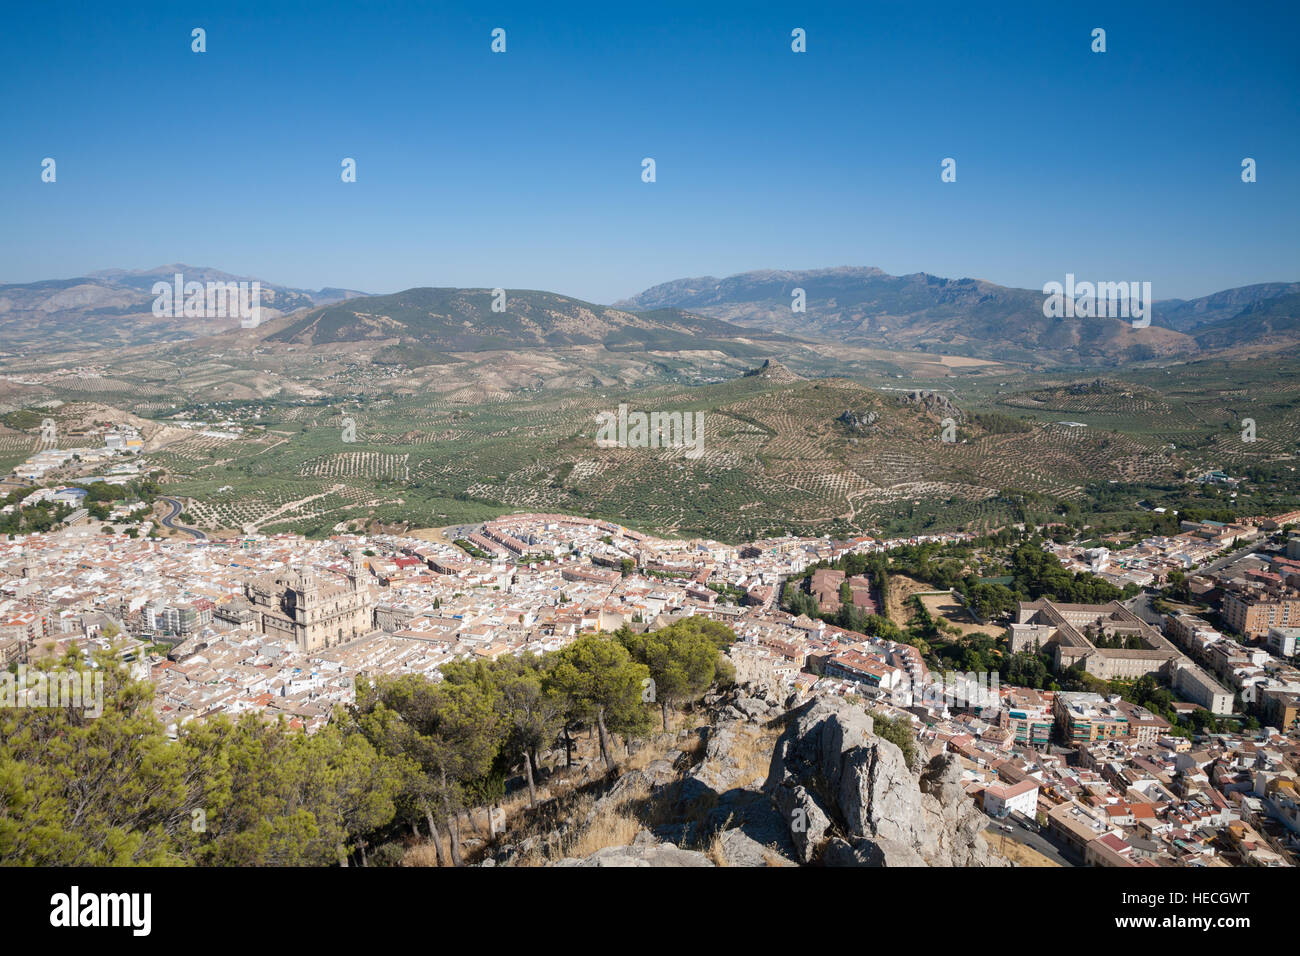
left=704, top=827, right=730, bottom=867
left=726, top=724, right=782, bottom=789
left=401, top=842, right=444, bottom=867
left=919, top=593, right=1005, bottom=639
left=400, top=828, right=461, bottom=867
left=985, top=832, right=1059, bottom=867
left=561, top=783, right=649, bottom=859
left=508, top=773, right=656, bottom=865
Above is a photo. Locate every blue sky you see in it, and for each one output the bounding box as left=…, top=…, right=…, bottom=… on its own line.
left=2, top=0, right=1297, bottom=303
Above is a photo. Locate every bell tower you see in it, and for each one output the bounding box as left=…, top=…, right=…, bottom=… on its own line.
left=349, top=551, right=369, bottom=592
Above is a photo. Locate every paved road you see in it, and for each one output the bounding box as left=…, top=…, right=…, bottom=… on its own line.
left=1196, top=540, right=1266, bottom=577
left=1127, top=591, right=1164, bottom=626
left=159, top=497, right=206, bottom=540
left=1125, top=540, right=1265, bottom=625
left=984, top=819, right=1079, bottom=867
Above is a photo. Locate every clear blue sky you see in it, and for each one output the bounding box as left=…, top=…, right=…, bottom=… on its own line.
left=2, top=0, right=1297, bottom=303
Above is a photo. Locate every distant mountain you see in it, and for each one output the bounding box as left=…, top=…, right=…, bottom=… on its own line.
left=1192, top=291, right=1300, bottom=351
left=8, top=263, right=1297, bottom=366
left=1155, top=283, right=1300, bottom=332
left=0, top=266, right=367, bottom=353
left=616, top=267, right=1300, bottom=366
left=262, top=287, right=792, bottom=356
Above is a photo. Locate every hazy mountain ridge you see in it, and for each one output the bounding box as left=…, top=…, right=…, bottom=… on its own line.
left=1156, top=282, right=1300, bottom=332
left=262, top=287, right=795, bottom=356
left=0, top=265, right=368, bottom=353
left=6, top=263, right=1298, bottom=366
left=616, top=267, right=1300, bottom=366
left=1192, top=291, right=1300, bottom=350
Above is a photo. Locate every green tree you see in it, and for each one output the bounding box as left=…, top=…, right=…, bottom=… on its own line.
left=619, top=620, right=731, bottom=730
left=492, top=654, right=562, bottom=807
left=546, top=635, right=650, bottom=771
left=351, top=674, right=501, bottom=866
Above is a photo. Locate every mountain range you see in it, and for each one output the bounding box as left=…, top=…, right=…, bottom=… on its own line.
left=614, top=267, right=1300, bottom=366
left=0, top=265, right=366, bottom=354
left=262, top=287, right=791, bottom=358
left=2, top=264, right=1297, bottom=368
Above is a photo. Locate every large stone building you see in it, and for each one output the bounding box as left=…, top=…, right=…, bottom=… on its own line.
left=1007, top=599, right=1233, bottom=714
left=1009, top=599, right=1177, bottom=680
left=243, top=554, right=375, bottom=652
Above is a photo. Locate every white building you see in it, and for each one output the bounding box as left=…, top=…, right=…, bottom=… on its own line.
left=983, top=779, right=1039, bottom=819
left=1268, top=626, right=1299, bottom=658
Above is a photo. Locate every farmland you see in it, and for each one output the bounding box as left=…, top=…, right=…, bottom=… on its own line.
left=1, top=333, right=1296, bottom=543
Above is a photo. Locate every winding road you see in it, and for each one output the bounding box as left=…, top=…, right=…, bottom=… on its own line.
left=159, top=497, right=206, bottom=540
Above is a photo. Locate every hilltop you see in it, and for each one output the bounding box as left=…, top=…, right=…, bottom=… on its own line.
left=742, top=358, right=802, bottom=384
left=261, top=287, right=793, bottom=357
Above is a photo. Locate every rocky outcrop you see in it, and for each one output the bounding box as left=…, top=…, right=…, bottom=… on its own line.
left=899, top=389, right=961, bottom=421
left=766, top=696, right=1006, bottom=867
left=742, top=358, right=802, bottom=384
left=836, top=409, right=879, bottom=435
left=504, top=690, right=1003, bottom=868
left=703, top=681, right=785, bottom=725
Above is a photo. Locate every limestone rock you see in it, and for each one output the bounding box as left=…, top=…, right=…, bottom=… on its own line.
left=767, top=695, right=1005, bottom=867
left=555, top=843, right=715, bottom=867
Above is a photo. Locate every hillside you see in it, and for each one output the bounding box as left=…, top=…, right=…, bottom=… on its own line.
left=0, top=264, right=366, bottom=354
left=616, top=266, right=1300, bottom=366
left=262, top=287, right=793, bottom=357
left=122, top=366, right=1196, bottom=542
left=1192, top=291, right=1300, bottom=353
left=1157, top=282, right=1300, bottom=331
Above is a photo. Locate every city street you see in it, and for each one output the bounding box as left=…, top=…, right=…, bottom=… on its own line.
left=984, top=819, right=1079, bottom=867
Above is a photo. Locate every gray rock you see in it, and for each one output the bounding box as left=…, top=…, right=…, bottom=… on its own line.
left=775, top=784, right=832, bottom=864
left=642, top=759, right=678, bottom=787
left=716, top=828, right=778, bottom=867
left=766, top=694, right=1005, bottom=867
left=602, top=768, right=650, bottom=804
left=838, top=735, right=926, bottom=851
left=733, top=695, right=768, bottom=721
left=555, top=844, right=715, bottom=867
left=821, top=836, right=925, bottom=867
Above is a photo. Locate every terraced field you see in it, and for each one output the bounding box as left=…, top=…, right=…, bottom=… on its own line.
left=2, top=340, right=1295, bottom=542
left=136, top=373, right=1252, bottom=541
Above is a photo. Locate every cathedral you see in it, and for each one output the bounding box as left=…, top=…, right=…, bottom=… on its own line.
left=244, top=553, right=375, bottom=653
